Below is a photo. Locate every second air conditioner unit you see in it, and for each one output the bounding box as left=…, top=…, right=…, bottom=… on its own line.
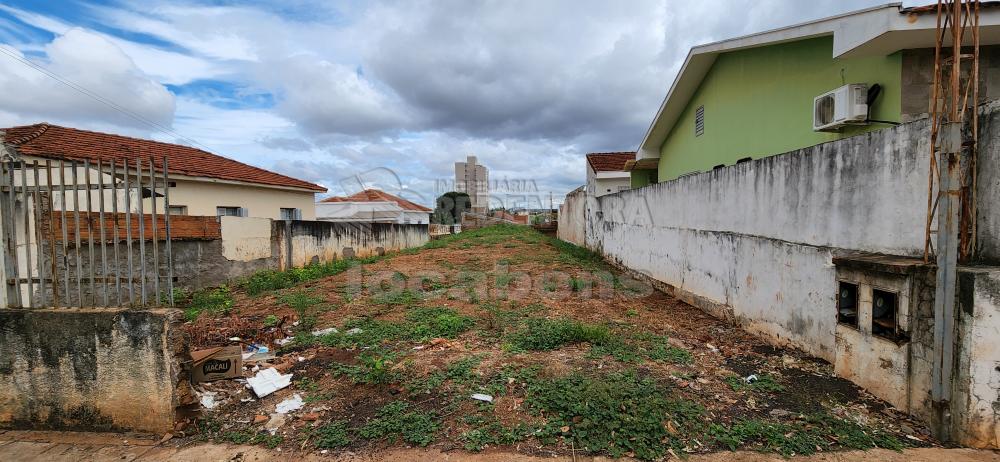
left=813, top=84, right=869, bottom=132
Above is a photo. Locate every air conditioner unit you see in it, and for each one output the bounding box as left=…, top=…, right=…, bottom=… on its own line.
left=813, top=84, right=869, bottom=132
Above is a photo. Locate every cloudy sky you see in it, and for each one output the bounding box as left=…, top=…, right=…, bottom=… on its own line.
left=0, top=0, right=903, bottom=208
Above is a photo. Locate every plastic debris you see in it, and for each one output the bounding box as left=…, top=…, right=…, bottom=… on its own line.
left=470, top=393, right=494, bottom=403
left=275, top=394, right=304, bottom=414
left=200, top=392, right=219, bottom=409
left=228, top=337, right=242, bottom=342
left=311, top=327, right=338, bottom=336
left=247, top=368, right=293, bottom=398
left=275, top=337, right=294, bottom=346
left=243, top=351, right=277, bottom=362
left=346, top=328, right=363, bottom=335
left=246, top=343, right=270, bottom=354
left=264, top=413, right=286, bottom=433
left=706, top=343, right=720, bottom=353
left=744, top=374, right=759, bottom=384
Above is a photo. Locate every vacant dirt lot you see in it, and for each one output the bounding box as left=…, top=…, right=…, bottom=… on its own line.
left=179, top=225, right=934, bottom=460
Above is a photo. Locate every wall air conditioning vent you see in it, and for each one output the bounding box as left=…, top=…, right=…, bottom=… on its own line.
left=813, top=84, right=869, bottom=132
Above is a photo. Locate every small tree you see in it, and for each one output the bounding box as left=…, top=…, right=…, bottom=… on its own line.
left=432, top=192, right=472, bottom=224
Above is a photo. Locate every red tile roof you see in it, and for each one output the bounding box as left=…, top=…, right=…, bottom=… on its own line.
left=320, top=189, right=432, bottom=212
left=585, top=152, right=634, bottom=172
left=1, top=123, right=326, bottom=192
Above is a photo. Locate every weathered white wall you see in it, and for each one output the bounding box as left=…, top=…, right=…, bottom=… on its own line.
left=557, top=188, right=586, bottom=246
left=586, top=119, right=935, bottom=360
left=581, top=105, right=1000, bottom=446
left=221, top=216, right=273, bottom=262
left=279, top=221, right=429, bottom=269
left=954, top=267, right=1000, bottom=448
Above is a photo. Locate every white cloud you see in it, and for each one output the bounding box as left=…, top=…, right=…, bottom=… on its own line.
left=0, top=28, right=175, bottom=133
left=0, top=0, right=905, bottom=202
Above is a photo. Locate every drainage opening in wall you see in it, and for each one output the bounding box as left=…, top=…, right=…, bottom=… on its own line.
left=837, top=281, right=859, bottom=328
left=872, top=289, right=901, bottom=342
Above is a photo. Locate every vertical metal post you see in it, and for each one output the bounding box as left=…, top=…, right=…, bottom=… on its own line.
left=162, top=156, right=174, bottom=306
left=44, top=160, right=59, bottom=307
left=110, top=160, right=121, bottom=305
left=71, top=162, right=83, bottom=304
left=31, top=161, right=46, bottom=307
left=97, top=158, right=109, bottom=306
left=20, top=161, right=32, bottom=308
left=123, top=158, right=134, bottom=305
left=58, top=160, right=70, bottom=303
left=149, top=157, right=159, bottom=303
left=135, top=158, right=147, bottom=305
left=84, top=159, right=96, bottom=305
left=932, top=121, right=963, bottom=438
left=4, top=161, right=22, bottom=308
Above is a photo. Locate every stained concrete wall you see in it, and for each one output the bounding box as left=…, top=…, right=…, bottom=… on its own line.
left=587, top=118, right=935, bottom=360
left=582, top=105, right=1000, bottom=445
left=278, top=221, right=429, bottom=269
left=0, top=308, right=188, bottom=433
left=977, top=102, right=1000, bottom=264
left=557, top=188, right=586, bottom=246
left=955, top=266, right=1000, bottom=448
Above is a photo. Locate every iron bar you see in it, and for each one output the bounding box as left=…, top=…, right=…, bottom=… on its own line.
left=162, top=156, right=174, bottom=306
left=44, top=160, right=59, bottom=307
left=136, top=157, right=147, bottom=306
left=84, top=159, right=96, bottom=305
left=148, top=157, right=160, bottom=303
left=97, top=158, right=109, bottom=306
left=110, top=160, right=121, bottom=305
left=20, top=161, right=32, bottom=307
left=31, top=161, right=46, bottom=307
left=124, top=158, right=134, bottom=305
left=4, top=161, right=22, bottom=307
left=71, top=162, right=83, bottom=304
left=58, top=160, right=69, bottom=303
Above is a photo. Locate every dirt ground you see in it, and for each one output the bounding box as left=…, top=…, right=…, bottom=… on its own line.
left=2, top=430, right=999, bottom=462
left=175, top=225, right=940, bottom=460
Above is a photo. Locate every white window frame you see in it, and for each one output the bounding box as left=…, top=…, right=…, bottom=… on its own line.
left=280, top=207, right=302, bottom=221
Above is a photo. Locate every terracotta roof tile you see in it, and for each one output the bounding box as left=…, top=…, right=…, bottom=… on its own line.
left=1, top=123, right=326, bottom=192
left=586, top=152, right=634, bottom=172
left=320, top=189, right=432, bottom=212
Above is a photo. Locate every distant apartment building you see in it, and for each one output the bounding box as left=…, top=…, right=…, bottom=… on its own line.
left=454, top=155, right=489, bottom=212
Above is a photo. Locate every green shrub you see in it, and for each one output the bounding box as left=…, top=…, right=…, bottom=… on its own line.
left=242, top=259, right=358, bottom=295
left=313, top=420, right=352, bottom=449
left=707, top=414, right=906, bottom=456
left=507, top=318, right=610, bottom=351
left=358, top=401, right=438, bottom=446
left=371, top=288, right=423, bottom=306
left=525, top=371, right=702, bottom=460
left=333, top=351, right=399, bottom=385
left=185, top=286, right=234, bottom=321
left=407, top=307, right=475, bottom=340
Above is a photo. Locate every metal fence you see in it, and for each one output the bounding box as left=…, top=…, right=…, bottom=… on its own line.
left=0, top=155, right=175, bottom=308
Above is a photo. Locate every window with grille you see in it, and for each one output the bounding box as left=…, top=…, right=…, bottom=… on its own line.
left=168, top=205, right=188, bottom=215
left=217, top=206, right=245, bottom=217
left=280, top=207, right=302, bottom=220
left=695, top=105, right=705, bottom=137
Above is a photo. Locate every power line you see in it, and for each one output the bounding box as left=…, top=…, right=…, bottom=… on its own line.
left=0, top=46, right=217, bottom=153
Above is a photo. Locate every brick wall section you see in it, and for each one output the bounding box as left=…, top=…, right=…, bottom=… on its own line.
left=44, top=212, right=221, bottom=241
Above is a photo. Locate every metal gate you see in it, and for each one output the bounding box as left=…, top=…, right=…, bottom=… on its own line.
left=0, top=155, right=175, bottom=308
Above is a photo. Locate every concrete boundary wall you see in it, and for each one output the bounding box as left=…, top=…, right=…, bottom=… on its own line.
left=557, top=188, right=586, bottom=246
left=581, top=105, right=1000, bottom=445
left=0, top=308, right=188, bottom=433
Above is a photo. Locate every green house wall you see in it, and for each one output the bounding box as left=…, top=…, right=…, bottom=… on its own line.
left=657, top=36, right=902, bottom=182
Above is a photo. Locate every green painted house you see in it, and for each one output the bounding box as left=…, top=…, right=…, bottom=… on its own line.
left=631, top=3, right=1000, bottom=186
